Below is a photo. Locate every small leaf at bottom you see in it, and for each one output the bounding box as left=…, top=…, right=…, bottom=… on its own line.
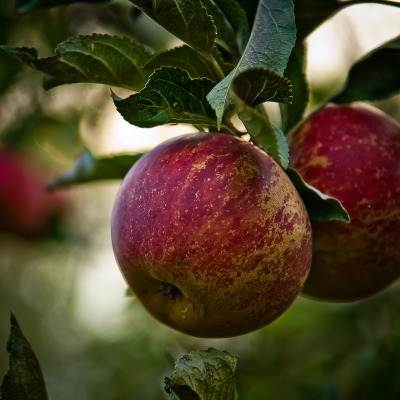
left=0, top=313, right=48, bottom=400
left=165, top=348, right=238, bottom=400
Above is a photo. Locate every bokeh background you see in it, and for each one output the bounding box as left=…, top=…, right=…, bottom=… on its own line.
left=1, top=1, right=400, bottom=399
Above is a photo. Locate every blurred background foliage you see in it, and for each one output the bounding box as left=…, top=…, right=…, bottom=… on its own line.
left=1, top=0, right=400, bottom=399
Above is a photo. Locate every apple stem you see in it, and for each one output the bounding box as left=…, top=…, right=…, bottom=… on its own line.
left=158, top=282, right=181, bottom=301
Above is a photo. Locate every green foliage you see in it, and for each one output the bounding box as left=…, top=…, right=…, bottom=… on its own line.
left=2, top=0, right=400, bottom=398
left=164, top=348, right=238, bottom=400
left=0, top=314, right=48, bottom=400
left=207, top=0, right=297, bottom=126
left=281, top=42, right=309, bottom=131
left=144, top=46, right=222, bottom=81
left=230, top=68, right=292, bottom=168
left=286, top=168, right=351, bottom=223
left=332, top=35, right=400, bottom=104
left=232, top=68, right=293, bottom=107
left=113, top=67, right=216, bottom=128
left=231, top=96, right=289, bottom=169
left=0, top=34, right=153, bottom=91
left=49, top=150, right=143, bottom=189
left=130, top=0, right=217, bottom=54
left=293, top=0, right=400, bottom=41
left=200, top=0, right=250, bottom=56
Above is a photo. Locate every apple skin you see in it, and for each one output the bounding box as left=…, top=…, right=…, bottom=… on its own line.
left=288, top=103, right=400, bottom=301
left=111, top=132, right=312, bottom=338
left=0, top=148, right=67, bottom=238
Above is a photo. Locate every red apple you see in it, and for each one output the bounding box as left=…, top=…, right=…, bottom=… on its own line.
left=289, top=103, right=400, bottom=301
left=0, top=148, right=67, bottom=238
left=111, top=132, right=312, bottom=338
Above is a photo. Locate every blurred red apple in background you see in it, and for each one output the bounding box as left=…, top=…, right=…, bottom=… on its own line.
left=0, top=148, right=68, bottom=238
left=111, top=132, right=312, bottom=338
left=289, top=103, right=400, bottom=301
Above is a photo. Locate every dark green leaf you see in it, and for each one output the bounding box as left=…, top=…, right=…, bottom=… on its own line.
left=144, top=46, right=221, bottom=81
left=16, top=0, right=109, bottom=13
left=201, top=0, right=249, bottom=56
left=235, top=0, right=258, bottom=29
left=286, top=168, right=350, bottom=222
left=207, top=0, right=296, bottom=126
left=232, top=68, right=292, bottom=107
left=113, top=66, right=216, bottom=128
left=0, top=313, right=48, bottom=400
left=280, top=42, right=309, bottom=132
left=164, top=348, right=238, bottom=400
left=293, top=0, right=400, bottom=41
left=292, top=0, right=342, bottom=41
left=48, top=150, right=142, bottom=189
left=332, top=35, right=400, bottom=104
left=232, top=92, right=289, bottom=169
left=1, top=34, right=152, bottom=91
left=210, top=46, right=235, bottom=76
left=130, top=0, right=217, bottom=54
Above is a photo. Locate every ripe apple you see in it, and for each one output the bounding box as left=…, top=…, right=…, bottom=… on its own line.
left=111, top=132, right=312, bottom=338
left=0, top=148, right=67, bottom=238
left=288, top=103, right=400, bottom=301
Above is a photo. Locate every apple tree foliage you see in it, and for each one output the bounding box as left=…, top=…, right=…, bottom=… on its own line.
left=1, top=0, right=400, bottom=399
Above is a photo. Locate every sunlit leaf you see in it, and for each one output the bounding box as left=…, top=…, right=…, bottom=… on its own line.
left=16, top=0, right=109, bottom=13
left=49, top=150, right=142, bottom=189
left=113, top=66, right=216, bottom=128
left=286, top=168, right=350, bottom=222
left=332, top=35, right=400, bottom=103
left=0, top=34, right=152, bottom=91
left=207, top=0, right=296, bottom=127
left=130, top=0, right=217, bottom=54
left=0, top=313, right=48, bottom=400
left=164, top=348, right=238, bottom=400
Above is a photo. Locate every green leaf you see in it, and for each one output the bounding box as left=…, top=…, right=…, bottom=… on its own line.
left=144, top=46, right=221, bottom=81
left=16, top=0, right=109, bottom=13
left=280, top=42, right=309, bottom=132
left=286, top=168, right=350, bottom=222
left=0, top=34, right=152, bottom=91
left=232, top=68, right=292, bottom=107
left=0, top=313, right=48, bottom=400
left=207, top=0, right=296, bottom=127
left=293, top=0, right=400, bottom=41
left=113, top=66, right=217, bottom=128
left=292, top=0, right=342, bottom=41
left=332, top=35, right=400, bottom=104
left=48, top=150, right=142, bottom=189
left=235, top=1, right=258, bottom=30
left=130, top=0, right=217, bottom=54
left=231, top=93, right=289, bottom=169
left=210, top=46, right=235, bottom=76
left=164, top=348, right=238, bottom=400
left=201, top=0, right=249, bottom=56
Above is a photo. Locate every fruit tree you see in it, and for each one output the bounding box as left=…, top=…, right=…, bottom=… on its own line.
left=0, top=0, right=400, bottom=399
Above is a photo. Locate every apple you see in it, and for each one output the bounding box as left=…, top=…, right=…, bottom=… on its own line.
left=288, top=103, right=400, bottom=301
left=0, top=148, right=67, bottom=238
left=111, top=132, right=312, bottom=338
